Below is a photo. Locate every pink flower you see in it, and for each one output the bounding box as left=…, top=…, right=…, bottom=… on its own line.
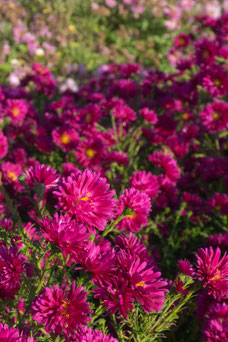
left=32, top=282, right=92, bottom=336
left=69, top=325, right=118, bottom=341
left=0, top=131, right=8, bottom=159
left=39, top=213, right=89, bottom=257
left=130, top=171, right=160, bottom=199
left=195, top=38, right=217, bottom=67
left=6, top=99, right=28, bottom=125
left=207, top=193, right=228, bottom=215
left=196, top=247, right=228, bottom=299
left=117, top=250, right=168, bottom=312
left=0, top=246, right=26, bottom=299
left=139, top=107, right=158, bottom=125
left=148, top=151, right=180, bottom=185
left=200, top=102, right=228, bottom=133
left=202, top=65, right=228, bottom=97
left=174, top=33, right=191, bottom=49
left=75, top=138, right=104, bottom=169
left=94, top=276, right=134, bottom=318
left=117, top=188, right=151, bottom=232
left=0, top=323, right=23, bottom=341
left=178, top=259, right=195, bottom=277
left=1, top=162, right=23, bottom=191
left=54, top=170, right=116, bottom=231
left=174, top=276, right=189, bottom=295
left=52, top=127, right=79, bottom=152
left=25, top=164, right=60, bottom=190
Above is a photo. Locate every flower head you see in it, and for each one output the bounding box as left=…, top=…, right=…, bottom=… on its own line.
left=54, top=170, right=116, bottom=231
left=117, top=188, right=151, bottom=232
left=196, top=247, right=228, bottom=299
left=32, top=282, right=92, bottom=336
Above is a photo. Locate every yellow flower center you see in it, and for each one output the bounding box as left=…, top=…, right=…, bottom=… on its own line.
left=211, top=271, right=221, bottom=281
left=61, top=300, right=69, bottom=318
left=136, top=281, right=146, bottom=287
left=85, top=114, right=91, bottom=122
left=179, top=38, right=186, bottom=46
left=215, top=205, right=221, bottom=211
left=80, top=196, right=90, bottom=201
left=203, top=50, right=209, bottom=59
left=213, top=112, right=219, bottom=120
left=86, top=149, right=96, bottom=158
left=60, top=134, right=70, bottom=144
left=126, top=212, right=136, bottom=219
left=8, top=172, right=17, bottom=181
left=182, top=113, right=189, bottom=120
left=214, top=79, right=221, bottom=86
left=12, top=107, right=19, bottom=116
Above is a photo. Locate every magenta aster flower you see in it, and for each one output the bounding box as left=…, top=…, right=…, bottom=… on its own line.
left=94, top=276, right=134, bottom=318
left=75, top=240, right=116, bottom=282
left=139, top=107, right=158, bottom=125
left=54, top=170, right=116, bottom=231
left=174, top=33, right=191, bottom=49
left=0, top=131, right=8, bottom=160
left=0, top=323, right=22, bottom=341
left=130, top=171, right=160, bottom=199
left=0, top=246, right=26, bottom=299
left=39, top=213, right=89, bottom=257
left=200, top=102, right=228, bottom=133
left=194, top=38, right=216, bottom=67
left=117, top=250, right=168, bottom=312
left=75, top=138, right=104, bottom=169
left=148, top=151, right=180, bottom=185
left=52, top=126, right=79, bottom=152
left=31, top=282, right=92, bottom=336
left=32, top=63, right=56, bottom=97
left=25, top=164, right=60, bottom=190
left=207, top=193, right=228, bottom=215
left=202, top=65, right=228, bottom=97
left=196, top=247, right=228, bottom=299
left=117, top=188, right=151, bottom=232
left=69, top=325, right=118, bottom=341
left=1, top=162, right=23, bottom=191
left=178, top=259, right=195, bottom=278
left=6, top=99, right=28, bottom=125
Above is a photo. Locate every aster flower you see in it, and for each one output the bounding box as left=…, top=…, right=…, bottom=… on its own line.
left=6, top=99, right=28, bottom=125
left=39, top=213, right=89, bottom=257
left=117, top=250, right=168, bottom=313
left=1, top=162, right=23, bottom=191
left=0, top=323, right=22, bottom=342
left=202, top=65, right=228, bottom=97
left=196, top=247, right=228, bottom=299
left=75, top=138, right=104, bottom=169
left=130, top=171, right=160, bottom=199
left=139, top=107, right=158, bottom=125
left=0, top=246, right=26, bottom=299
left=194, top=38, right=216, bottom=67
left=52, top=126, right=79, bottom=152
left=32, top=282, right=92, bottom=336
left=117, top=188, right=151, bottom=232
left=178, top=259, right=195, bottom=278
left=112, top=101, right=136, bottom=124
left=174, top=276, right=190, bottom=295
left=94, top=276, right=135, bottom=318
left=75, top=240, right=116, bottom=282
left=32, top=62, right=56, bottom=97
left=174, top=33, right=191, bottom=49
left=25, top=164, right=60, bottom=190
left=200, top=101, right=228, bottom=133
left=68, top=325, right=118, bottom=342
left=0, top=131, right=8, bottom=160
left=207, top=193, right=228, bottom=215
left=54, top=169, right=116, bottom=231
left=148, top=151, right=180, bottom=185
